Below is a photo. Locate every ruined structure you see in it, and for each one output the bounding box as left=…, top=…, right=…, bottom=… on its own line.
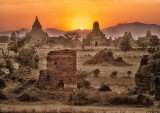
left=83, top=21, right=108, bottom=46
left=25, top=16, right=48, bottom=46
left=135, top=55, right=160, bottom=98
left=38, top=50, right=77, bottom=90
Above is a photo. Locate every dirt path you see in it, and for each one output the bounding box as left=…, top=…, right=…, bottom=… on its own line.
left=0, top=103, right=159, bottom=113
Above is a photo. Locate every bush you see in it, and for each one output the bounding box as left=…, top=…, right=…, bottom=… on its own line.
left=127, top=71, right=132, bottom=77
left=98, top=85, right=111, bottom=92
left=0, top=92, right=7, bottom=100
left=77, top=71, right=91, bottom=89
left=110, top=71, right=118, bottom=78
left=0, top=70, right=5, bottom=76
left=115, top=57, right=123, bottom=62
left=0, top=79, right=5, bottom=88
left=137, top=94, right=153, bottom=106
left=77, top=80, right=91, bottom=89
left=93, top=68, right=100, bottom=78
left=14, top=47, right=39, bottom=68
left=108, top=95, right=153, bottom=106
left=12, top=87, right=24, bottom=94
left=17, top=93, right=39, bottom=102
left=109, top=96, right=137, bottom=105
left=72, top=90, right=89, bottom=105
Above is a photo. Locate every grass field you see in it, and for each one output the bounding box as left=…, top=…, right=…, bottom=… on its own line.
left=36, top=47, right=148, bottom=92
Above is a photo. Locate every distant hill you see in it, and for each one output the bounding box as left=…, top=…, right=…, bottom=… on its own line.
left=0, top=22, right=160, bottom=40
left=43, top=28, right=65, bottom=37
left=0, top=28, right=31, bottom=37
left=102, top=22, right=160, bottom=40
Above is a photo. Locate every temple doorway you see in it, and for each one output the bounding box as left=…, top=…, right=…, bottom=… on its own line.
left=95, top=42, right=98, bottom=46
left=57, top=80, right=64, bottom=90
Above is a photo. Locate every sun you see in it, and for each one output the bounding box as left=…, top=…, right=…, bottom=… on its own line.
left=80, top=27, right=84, bottom=30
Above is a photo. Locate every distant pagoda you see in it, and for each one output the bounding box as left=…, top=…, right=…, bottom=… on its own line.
left=83, top=21, right=108, bottom=46
left=32, top=16, right=42, bottom=30
left=25, top=16, right=48, bottom=46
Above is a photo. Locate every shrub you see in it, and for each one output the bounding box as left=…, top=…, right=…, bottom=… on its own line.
left=115, top=57, right=123, bottom=62
left=98, top=85, right=111, bottom=92
left=127, top=71, right=132, bottom=77
left=137, top=94, right=153, bottom=106
left=77, top=80, right=91, bottom=89
left=77, top=71, right=91, bottom=89
left=109, top=96, right=137, bottom=105
left=93, top=68, right=100, bottom=78
left=0, top=91, right=7, bottom=100
left=12, top=87, right=24, bottom=94
left=72, top=90, right=89, bottom=105
left=110, top=71, right=118, bottom=78
left=14, top=47, right=39, bottom=68
left=17, top=93, right=39, bottom=102
left=0, top=79, right=5, bottom=88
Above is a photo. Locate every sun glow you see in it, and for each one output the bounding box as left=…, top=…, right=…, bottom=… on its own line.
left=80, top=27, right=84, bottom=30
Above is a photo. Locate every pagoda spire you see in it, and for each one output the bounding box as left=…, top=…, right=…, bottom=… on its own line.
left=32, top=16, right=42, bottom=30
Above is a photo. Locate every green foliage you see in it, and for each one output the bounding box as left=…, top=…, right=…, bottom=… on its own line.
left=14, top=47, right=39, bottom=68
left=120, top=35, right=131, bottom=52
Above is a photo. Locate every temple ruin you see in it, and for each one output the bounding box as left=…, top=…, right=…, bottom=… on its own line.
left=38, top=50, right=77, bottom=90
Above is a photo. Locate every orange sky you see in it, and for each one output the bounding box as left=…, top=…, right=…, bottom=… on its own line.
left=0, top=0, right=160, bottom=32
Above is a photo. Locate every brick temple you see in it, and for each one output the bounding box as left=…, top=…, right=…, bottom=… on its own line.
left=38, top=49, right=77, bottom=90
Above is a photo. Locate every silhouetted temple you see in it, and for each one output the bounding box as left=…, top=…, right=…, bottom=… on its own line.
left=83, top=21, right=108, bottom=46
left=25, top=16, right=48, bottom=46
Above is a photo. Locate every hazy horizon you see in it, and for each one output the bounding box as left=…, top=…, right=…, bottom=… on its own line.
left=0, top=0, right=160, bottom=32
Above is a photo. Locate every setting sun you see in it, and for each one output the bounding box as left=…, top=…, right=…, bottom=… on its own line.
left=80, top=27, right=84, bottom=30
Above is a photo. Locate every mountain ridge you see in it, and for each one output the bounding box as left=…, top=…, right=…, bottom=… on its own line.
left=1, top=22, right=160, bottom=40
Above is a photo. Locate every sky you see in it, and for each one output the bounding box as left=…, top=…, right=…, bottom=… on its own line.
left=0, top=0, right=160, bottom=32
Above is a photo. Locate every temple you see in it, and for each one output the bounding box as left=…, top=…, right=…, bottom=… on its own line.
left=25, top=16, right=48, bottom=46
left=83, top=21, right=108, bottom=46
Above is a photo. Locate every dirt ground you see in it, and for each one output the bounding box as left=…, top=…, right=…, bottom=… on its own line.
left=0, top=102, right=159, bottom=113
left=0, top=46, right=152, bottom=112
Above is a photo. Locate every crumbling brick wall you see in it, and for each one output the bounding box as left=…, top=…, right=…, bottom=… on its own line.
left=38, top=49, right=77, bottom=90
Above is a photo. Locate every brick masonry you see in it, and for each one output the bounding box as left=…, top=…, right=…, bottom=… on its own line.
left=38, top=49, right=77, bottom=90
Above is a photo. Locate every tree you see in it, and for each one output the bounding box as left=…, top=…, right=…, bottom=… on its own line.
left=9, top=32, right=26, bottom=53
left=136, top=39, right=148, bottom=50
left=148, top=35, right=159, bottom=53
left=1, top=48, right=14, bottom=73
left=14, top=47, right=39, bottom=68
left=120, top=34, right=131, bottom=52
left=64, top=32, right=81, bottom=47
